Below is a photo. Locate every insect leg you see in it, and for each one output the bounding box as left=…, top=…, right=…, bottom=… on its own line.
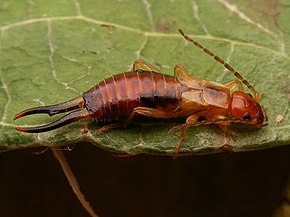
left=95, top=123, right=124, bottom=135
left=125, top=106, right=175, bottom=125
left=173, top=115, right=243, bottom=155
left=216, top=124, right=237, bottom=138
left=174, top=114, right=199, bottom=155
left=132, top=59, right=161, bottom=73
left=224, top=80, right=244, bottom=92
left=96, top=107, right=174, bottom=135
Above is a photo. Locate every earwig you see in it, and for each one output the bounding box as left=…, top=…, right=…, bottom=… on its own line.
left=14, top=29, right=267, bottom=154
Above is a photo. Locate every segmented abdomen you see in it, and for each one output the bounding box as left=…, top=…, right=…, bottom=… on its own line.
left=83, top=71, right=186, bottom=122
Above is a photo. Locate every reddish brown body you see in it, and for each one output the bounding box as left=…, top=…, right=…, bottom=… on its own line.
left=84, top=71, right=186, bottom=122
left=13, top=29, right=267, bottom=154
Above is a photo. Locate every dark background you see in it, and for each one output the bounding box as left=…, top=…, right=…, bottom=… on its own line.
left=0, top=142, right=289, bottom=217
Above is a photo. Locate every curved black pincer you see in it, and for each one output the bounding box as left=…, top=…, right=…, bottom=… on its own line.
left=13, top=97, right=90, bottom=133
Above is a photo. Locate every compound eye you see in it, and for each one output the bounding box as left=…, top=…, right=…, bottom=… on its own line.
left=243, top=112, right=251, bottom=120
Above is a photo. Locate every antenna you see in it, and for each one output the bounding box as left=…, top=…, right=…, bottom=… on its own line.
left=178, top=29, right=260, bottom=100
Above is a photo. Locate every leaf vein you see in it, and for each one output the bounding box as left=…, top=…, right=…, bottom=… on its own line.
left=142, top=0, right=154, bottom=30
left=217, top=0, right=276, bottom=38
left=0, top=30, right=11, bottom=128
left=0, top=16, right=288, bottom=61
left=47, top=21, right=79, bottom=94
left=192, top=0, right=209, bottom=35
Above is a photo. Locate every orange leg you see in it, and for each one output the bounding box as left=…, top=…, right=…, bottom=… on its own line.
left=223, top=79, right=263, bottom=102
left=125, top=107, right=195, bottom=156
left=178, top=117, right=241, bottom=141
left=216, top=123, right=237, bottom=139
left=173, top=115, right=238, bottom=155
left=96, top=107, right=173, bottom=135
left=95, top=123, right=124, bottom=135
left=224, top=79, right=244, bottom=92
left=124, top=106, right=174, bottom=125
left=174, top=114, right=199, bottom=155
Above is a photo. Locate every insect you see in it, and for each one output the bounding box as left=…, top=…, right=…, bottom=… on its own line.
left=13, top=29, right=267, bottom=154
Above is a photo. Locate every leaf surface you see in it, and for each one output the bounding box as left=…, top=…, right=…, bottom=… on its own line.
left=0, top=0, right=289, bottom=154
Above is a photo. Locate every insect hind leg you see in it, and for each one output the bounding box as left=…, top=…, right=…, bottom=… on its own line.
left=124, top=106, right=175, bottom=126
left=95, top=123, right=125, bottom=135
left=96, top=107, right=174, bottom=135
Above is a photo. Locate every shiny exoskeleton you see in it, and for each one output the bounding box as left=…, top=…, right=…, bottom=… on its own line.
left=14, top=29, right=267, bottom=154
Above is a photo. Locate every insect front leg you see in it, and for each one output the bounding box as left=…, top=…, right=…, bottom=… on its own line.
left=224, top=79, right=263, bottom=102
left=224, top=80, right=244, bottom=92
left=183, top=117, right=237, bottom=139
left=215, top=122, right=237, bottom=139
left=174, top=114, right=199, bottom=155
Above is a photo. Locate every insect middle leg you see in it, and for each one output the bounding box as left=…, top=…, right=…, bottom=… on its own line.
left=174, top=114, right=199, bottom=155
left=125, top=107, right=194, bottom=155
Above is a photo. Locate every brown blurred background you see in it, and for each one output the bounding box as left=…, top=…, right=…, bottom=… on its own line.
left=0, top=142, right=289, bottom=217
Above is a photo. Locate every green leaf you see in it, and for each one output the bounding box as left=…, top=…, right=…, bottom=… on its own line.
left=0, top=0, right=289, bottom=154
